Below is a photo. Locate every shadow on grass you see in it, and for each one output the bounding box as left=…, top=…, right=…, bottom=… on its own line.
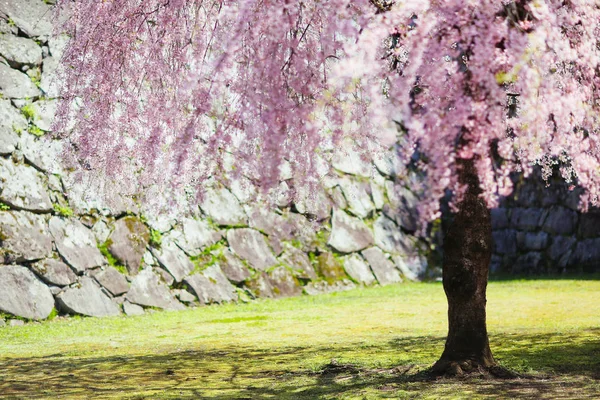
left=1, top=330, right=598, bottom=399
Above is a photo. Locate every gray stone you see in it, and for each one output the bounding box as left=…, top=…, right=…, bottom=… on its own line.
left=48, top=285, right=62, bottom=295
left=0, top=158, right=52, bottom=212
left=30, top=258, right=76, bottom=287
left=0, top=34, right=42, bottom=67
left=0, top=17, right=17, bottom=34
left=492, top=230, right=517, bottom=255
left=184, top=265, right=238, bottom=304
left=278, top=245, right=317, bottom=280
left=512, top=252, right=543, bottom=274
left=0, top=265, right=54, bottom=320
left=286, top=212, right=319, bottom=251
left=267, top=266, right=302, bottom=297
left=330, top=185, right=348, bottom=209
left=491, top=208, right=509, bottom=230
left=92, top=219, right=111, bottom=244
left=314, top=252, right=347, bottom=282
left=92, top=266, right=129, bottom=296
left=383, top=185, right=418, bottom=232
left=0, top=0, right=53, bottom=37
left=247, top=208, right=293, bottom=239
left=173, top=217, right=221, bottom=257
left=154, top=266, right=174, bottom=286
left=39, top=56, right=60, bottom=98
left=303, top=279, right=356, bottom=296
left=18, top=133, right=63, bottom=174
left=29, top=99, right=56, bottom=131
left=373, top=215, right=412, bottom=255
left=200, top=187, right=247, bottom=226
left=293, top=186, right=331, bottom=220
left=392, top=254, right=426, bottom=281
left=0, top=126, right=18, bottom=155
left=0, top=62, right=39, bottom=98
left=577, top=211, right=600, bottom=239
left=0, top=98, right=27, bottom=131
left=227, top=228, right=277, bottom=271
left=542, top=207, right=578, bottom=235
left=571, top=238, right=600, bottom=270
left=548, top=235, right=576, bottom=261
left=107, top=216, right=149, bottom=275
left=123, top=300, right=144, bottom=316
left=244, top=272, right=275, bottom=298
left=0, top=318, right=5, bottom=327
left=0, top=211, right=52, bottom=262
left=513, top=183, right=540, bottom=207
left=361, top=247, right=402, bottom=285
left=373, top=147, right=404, bottom=177
left=173, top=289, right=197, bottom=304
left=49, top=217, right=106, bottom=273
left=229, top=175, right=257, bottom=203
left=328, top=209, right=374, bottom=253
left=342, top=254, right=376, bottom=285
left=219, top=249, right=251, bottom=284
left=8, top=319, right=24, bottom=327
left=516, top=231, right=549, bottom=251
left=126, top=268, right=185, bottom=310
left=370, top=178, right=386, bottom=210
left=338, top=177, right=374, bottom=218
left=150, top=239, right=195, bottom=283
left=48, top=34, right=70, bottom=59
left=56, top=277, right=121, bottom=317
left=510, top=208, right=547, bottom=231
left=332, top=141, right=372, bottom=177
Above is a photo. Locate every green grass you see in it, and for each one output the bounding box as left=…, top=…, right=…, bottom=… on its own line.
left=0, top=280, right=599, bottom=399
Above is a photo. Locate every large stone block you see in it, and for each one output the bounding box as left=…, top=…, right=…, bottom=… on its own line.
left=278, top=245, right=317, bottom=280
left=492, top=230, right=517, bottom=256
left=184, top=265, right=238, bottom=304
left=30, top=258, right=76, bottom=287
left=126, top=268, right=184, bottom=310
left=510, top=208, right=547, bottom=231
left=172, top=217, right=221, bottom=257
left=516, top=231, right=549, bottom=251
left=107, top=216, right=149, bottom=275
left=341, top=254, right=376, bottom=285
left=218, top=249, right=251, bottom=284
left=49, top=217, right=106, bottom=273
left=0, top=265, right=54, bottom=320
left=361, top=247, right=401, bottom=285
left=0, top=34, right=42, bottom=67
left=577, top=211, right=600, bottom=239
left=0, top=62, right=39, bottom=98
left=328, top=209, right=374, bottom=253
left=56, top=277, right=121, bottom=317
left=547, top=235, right=576, bottom=261
left=0, top=211, right=52, bottom=262
left=0, top=0, right=53, bottom=37
left=542, top=207, right=578, bottom=235
left=491, top=208, right=509, bottom=230
left=373, top=215, right=412, bottom=255
left=314, top=252, right=347, bottom=282
left=200, top=187, right=247, bottom=226
left=91, top=266, right=129, bottom=296
left=0, top=158, right=52, bottom=212
left=150, top=238, right=195, bottom=283
left=338, top=177, right=374, bottom=219
left=227, top=228, right=277, bottom=271
left=267, top=266, right=302, bottom=298
left=570, top=239, right=600, bottom=271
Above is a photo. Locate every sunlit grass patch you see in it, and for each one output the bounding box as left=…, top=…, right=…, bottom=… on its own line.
left=0, top=279, right=599, bottom=399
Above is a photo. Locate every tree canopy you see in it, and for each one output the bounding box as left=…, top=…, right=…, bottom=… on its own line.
left=54, top=0, right=600, bottom=217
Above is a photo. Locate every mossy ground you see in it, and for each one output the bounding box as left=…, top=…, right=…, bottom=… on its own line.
left=0, top=279, right=599, bottom=399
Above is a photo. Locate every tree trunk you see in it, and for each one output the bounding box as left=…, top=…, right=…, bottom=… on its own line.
left=432, top=156, right=496, bottom=376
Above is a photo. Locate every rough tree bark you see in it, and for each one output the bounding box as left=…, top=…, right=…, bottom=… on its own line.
left=431, top=155, right=497, bottom=376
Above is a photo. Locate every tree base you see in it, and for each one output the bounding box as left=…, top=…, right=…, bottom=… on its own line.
left=430, top=359, right=518, bottom=379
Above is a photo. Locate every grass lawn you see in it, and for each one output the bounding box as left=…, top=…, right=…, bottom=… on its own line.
left=1, top=279, right=599, bottom=399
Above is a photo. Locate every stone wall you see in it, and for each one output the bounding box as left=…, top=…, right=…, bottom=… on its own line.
left=0, top=0, right=430, bottom=325
left=491, top=169, right=600, bottom=275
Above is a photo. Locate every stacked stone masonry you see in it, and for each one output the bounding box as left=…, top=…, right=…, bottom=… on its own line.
left=0, top=0, right=429, bottom=323
left=0, top=0, right=596, bottom=325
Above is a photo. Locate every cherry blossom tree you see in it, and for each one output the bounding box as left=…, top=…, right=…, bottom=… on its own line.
left=54, top=0, right=600, bottom=375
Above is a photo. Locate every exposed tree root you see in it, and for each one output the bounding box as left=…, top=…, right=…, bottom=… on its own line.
left=429, top=360, right=519, bottom=379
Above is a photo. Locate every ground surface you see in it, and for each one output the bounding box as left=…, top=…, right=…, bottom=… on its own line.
left=1, top=279, right=599, bottom=399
